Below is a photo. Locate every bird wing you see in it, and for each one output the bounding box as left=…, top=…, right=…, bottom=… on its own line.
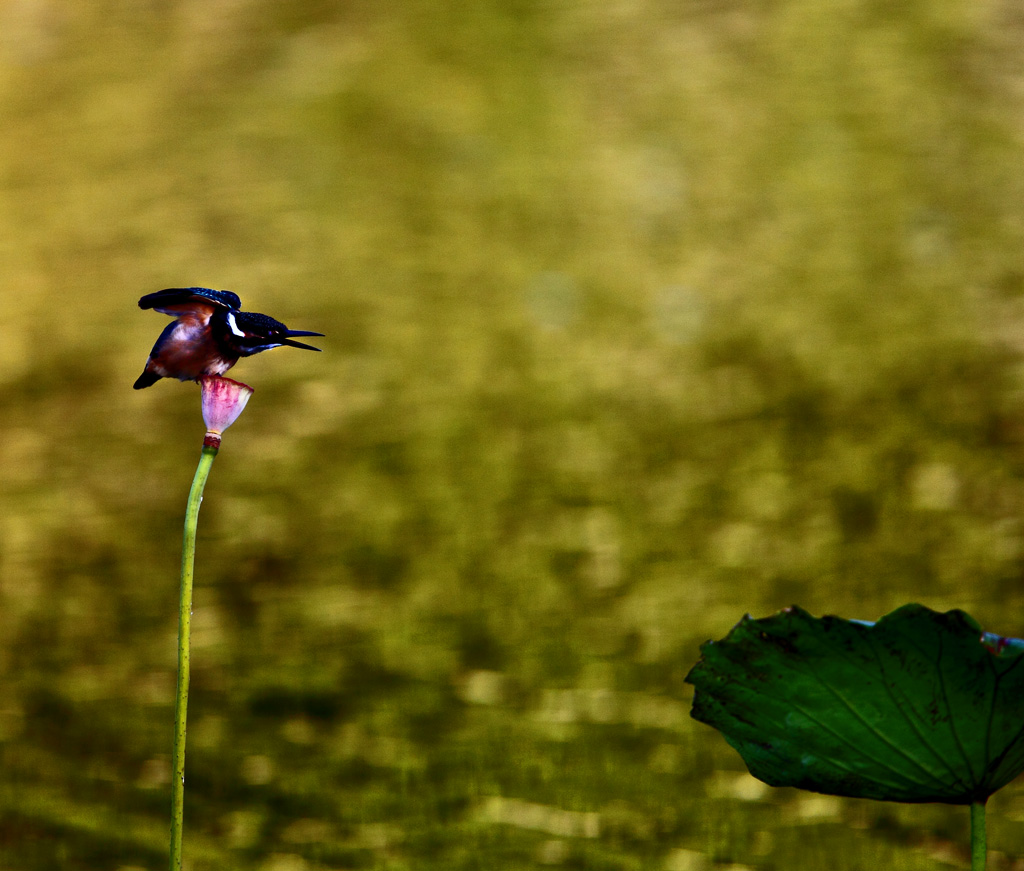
left=138, top=287, right=242, bottom=316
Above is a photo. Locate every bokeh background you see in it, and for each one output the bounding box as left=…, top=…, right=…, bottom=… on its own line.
left=4, top=1, right=1024, bottom=869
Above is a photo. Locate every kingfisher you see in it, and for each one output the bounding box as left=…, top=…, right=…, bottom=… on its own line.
left=133, top=287, right=323, bottom=389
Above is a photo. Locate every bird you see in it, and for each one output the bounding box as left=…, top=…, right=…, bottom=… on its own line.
left=133, top=287, right=323, bottom=389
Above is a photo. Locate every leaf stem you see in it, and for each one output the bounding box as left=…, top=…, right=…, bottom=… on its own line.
left=971, top=801, right=986, bottom=871
left=169, top=444, right=218, bottom=871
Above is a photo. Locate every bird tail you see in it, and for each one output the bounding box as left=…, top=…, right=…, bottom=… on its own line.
left=133, top=369, right=161, bottom=390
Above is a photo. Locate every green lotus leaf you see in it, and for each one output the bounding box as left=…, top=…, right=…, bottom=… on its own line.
left=686, top=604, right=1024, bottom=804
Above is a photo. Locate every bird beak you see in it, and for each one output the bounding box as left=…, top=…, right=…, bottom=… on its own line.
left=281, top=330, right=324, bottom=351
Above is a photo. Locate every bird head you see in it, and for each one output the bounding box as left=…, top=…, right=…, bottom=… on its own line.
left=222, top=310, right=324, bottom=356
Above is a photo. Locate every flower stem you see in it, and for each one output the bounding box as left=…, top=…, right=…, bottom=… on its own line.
left=971, top=801, right=987, bottom=871
left=169, top=444, right=218, bottom=871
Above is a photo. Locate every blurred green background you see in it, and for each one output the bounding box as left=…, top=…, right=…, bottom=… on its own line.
left=3, top=1, right=1024, bottom=868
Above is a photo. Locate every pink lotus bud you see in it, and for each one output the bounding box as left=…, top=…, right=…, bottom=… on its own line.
left=200, top=376, right=254, bottom=447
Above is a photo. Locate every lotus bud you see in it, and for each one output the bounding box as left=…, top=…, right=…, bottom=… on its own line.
left=200, top=376, right=254, bottom=448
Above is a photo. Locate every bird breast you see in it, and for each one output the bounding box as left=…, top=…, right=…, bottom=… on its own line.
left=153, top=319, right=235, bottom=379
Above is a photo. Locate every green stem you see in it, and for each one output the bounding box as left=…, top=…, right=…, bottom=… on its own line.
left=169, top=444, right=218, bottom=871
left=971, top=801, right=987, bottom=871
